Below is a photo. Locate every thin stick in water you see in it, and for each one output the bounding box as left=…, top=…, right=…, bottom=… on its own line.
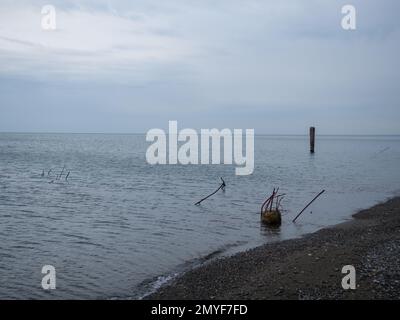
left=57, top=166, right=66, bottom=180
left=195, top=177, right=226, bottom=206
left=292, top=189, right=325, bottom=223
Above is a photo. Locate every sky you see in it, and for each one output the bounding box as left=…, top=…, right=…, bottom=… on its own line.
left=0, top=0, right=399, bottom=134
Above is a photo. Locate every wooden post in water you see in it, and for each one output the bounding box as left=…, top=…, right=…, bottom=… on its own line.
left=309, top=127, right=315, bottom=153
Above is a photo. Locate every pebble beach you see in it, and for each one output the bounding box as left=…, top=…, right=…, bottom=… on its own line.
left=148, top=197, right=400, bottom=300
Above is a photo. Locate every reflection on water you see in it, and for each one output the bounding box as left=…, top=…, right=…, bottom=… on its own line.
left=260, top=222, right=282, bottom=238
left=0, top=134, right=399, bottom=298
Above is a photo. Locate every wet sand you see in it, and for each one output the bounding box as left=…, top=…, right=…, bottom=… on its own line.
left=147, top=197, right=400, bottom=300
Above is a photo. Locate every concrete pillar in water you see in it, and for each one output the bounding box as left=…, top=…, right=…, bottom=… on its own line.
left=310, top=127, right=315, bottom=153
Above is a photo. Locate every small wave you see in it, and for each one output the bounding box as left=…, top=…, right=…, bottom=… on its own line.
left=135, top=240, right=248, bottom=300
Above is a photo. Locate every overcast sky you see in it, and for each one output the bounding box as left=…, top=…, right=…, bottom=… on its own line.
left=0, top=0, right=399, bottom=134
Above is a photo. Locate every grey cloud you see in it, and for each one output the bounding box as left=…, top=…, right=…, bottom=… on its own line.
left=0, top=0, right=399, bottom=134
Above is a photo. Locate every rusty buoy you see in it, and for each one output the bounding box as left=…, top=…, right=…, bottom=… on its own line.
left=260, top=188, right=284, bottom=226
left=261, top=209, right=282, bottom=226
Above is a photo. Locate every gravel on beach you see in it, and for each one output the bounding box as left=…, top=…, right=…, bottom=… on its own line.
left=147, top=197, right=400, bottom=300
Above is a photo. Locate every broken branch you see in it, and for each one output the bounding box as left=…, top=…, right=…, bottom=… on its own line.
left=292, top=189, right=325, bottom=223
left=195, top=177, right=226, bottom=206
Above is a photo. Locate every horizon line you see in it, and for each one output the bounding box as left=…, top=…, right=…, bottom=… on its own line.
left=1, top=131, right=400, bottom=136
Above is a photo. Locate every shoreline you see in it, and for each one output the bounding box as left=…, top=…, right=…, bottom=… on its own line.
left=147, top=196, right=400, bottom=300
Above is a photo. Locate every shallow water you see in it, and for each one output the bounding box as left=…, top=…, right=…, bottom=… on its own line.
left=0, top=133, right=399, bottom=299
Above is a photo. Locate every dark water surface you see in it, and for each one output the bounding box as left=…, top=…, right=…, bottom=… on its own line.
left=0, top=133, right=399, bottom=298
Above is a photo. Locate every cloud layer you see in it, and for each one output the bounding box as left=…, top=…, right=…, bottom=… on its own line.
left=0, top=0, right=399, bottom=133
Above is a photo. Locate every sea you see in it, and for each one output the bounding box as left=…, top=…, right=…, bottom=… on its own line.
left=0, top=133, right=399, bottom=299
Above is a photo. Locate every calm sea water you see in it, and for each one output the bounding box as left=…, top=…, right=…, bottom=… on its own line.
left=0, top=133, right=399, bottom=299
